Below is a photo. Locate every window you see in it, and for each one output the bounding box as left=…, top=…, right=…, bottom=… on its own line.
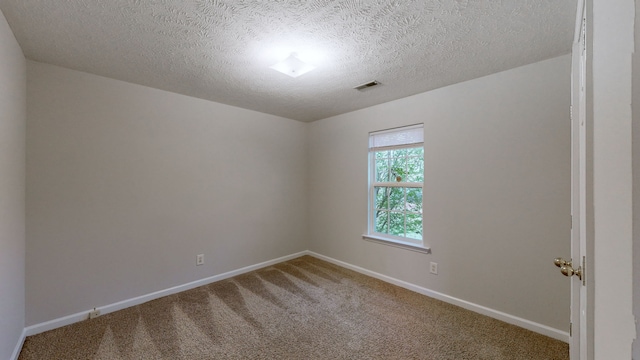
left=365, top=124, right=428, bottom=252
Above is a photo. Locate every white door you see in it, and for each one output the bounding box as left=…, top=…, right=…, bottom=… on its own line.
left=564, top=2, right=588, bottom=359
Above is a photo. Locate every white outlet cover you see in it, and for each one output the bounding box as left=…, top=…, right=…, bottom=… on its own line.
left=430, top=262, right=438, bottom=275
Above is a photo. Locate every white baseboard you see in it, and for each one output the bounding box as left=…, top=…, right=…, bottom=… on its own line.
left=22, top=250, right=569, bottom=345
left=24, top=251, right=308, bottom=337
left=307, top=251, right=570, bottom=343
left=11, top=329, right=26, bottom=360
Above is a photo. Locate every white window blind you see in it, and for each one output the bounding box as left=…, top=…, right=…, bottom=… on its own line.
left=369, top=124, right=423, bottom=150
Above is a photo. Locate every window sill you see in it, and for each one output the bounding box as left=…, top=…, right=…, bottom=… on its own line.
left=361, top=234, right=431, bottom=254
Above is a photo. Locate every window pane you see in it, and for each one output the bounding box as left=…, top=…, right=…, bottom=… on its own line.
left=406, top=213, right=422, bottom=240
left=407, top=147, right=424, bottom=157
left=391, top=155, right=407, bottom=182
left=374, top=187, right=387, bottom=210
left=406, top=188, right=422, bottom=212
left=406, top=156, right=424, bottom=182
left=375, top=153, right=390, bottom=182
left=393, top=148, right=409, bottom=157
left=388, top=187, right=405, bottom=211
left=389, top=212, right=405, bottom=237
left=375, top=210, right=389, bottom=233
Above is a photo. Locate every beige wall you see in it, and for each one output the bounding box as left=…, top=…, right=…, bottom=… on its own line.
left=26, top=61, right=308, bottom=326
left=25, top=54, right=573, bottom=338
left=0, top=8, right=26, bottom=360
left=308, top=55, right=571, bottom=332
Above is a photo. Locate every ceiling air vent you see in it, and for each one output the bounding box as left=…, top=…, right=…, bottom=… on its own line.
left=354, top=80, right=380, bottom=91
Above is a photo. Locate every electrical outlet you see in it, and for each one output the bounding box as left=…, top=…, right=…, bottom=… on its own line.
left=430, top=262, right=438, bottom=275
left=196, top=254, right=204, bottom=266
left=88, top=308, right=100, bottom=319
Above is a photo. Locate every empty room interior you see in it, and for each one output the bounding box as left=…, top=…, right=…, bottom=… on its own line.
left=1, top=0, right=637, bottom=359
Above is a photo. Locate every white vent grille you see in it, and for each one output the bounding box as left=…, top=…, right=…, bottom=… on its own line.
left=354, top=81, right=380, bottom=91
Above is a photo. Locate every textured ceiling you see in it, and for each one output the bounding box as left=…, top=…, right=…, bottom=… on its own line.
left=0, top=0, right=577, bottom=122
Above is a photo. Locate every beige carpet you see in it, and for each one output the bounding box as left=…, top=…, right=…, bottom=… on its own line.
left=19, top=256, right=568, bottom=359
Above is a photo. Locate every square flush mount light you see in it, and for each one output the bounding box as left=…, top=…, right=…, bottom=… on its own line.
left=270, top=53, right=316, bottom=78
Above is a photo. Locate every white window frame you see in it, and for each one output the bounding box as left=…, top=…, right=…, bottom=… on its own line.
left=363, top=124, right=430, bottom=254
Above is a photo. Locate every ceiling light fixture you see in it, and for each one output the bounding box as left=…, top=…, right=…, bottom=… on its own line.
left=270, top=52, right=316, bottom=78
